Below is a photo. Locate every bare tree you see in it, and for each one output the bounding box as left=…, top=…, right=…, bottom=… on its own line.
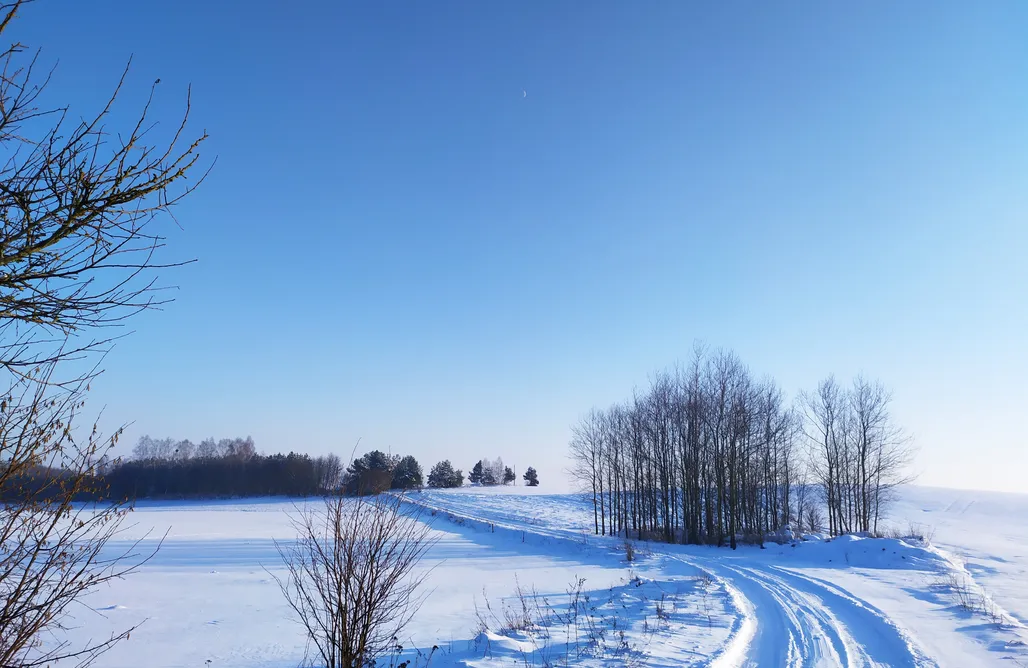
left=273, top=495, right=437, bottom=668
left=567, top=346, right=914, bottom=547
left=801, top=376, right=845, bottom=535
left=173, top=438, right=195, bottom=461
left=567, top=409, right=605, bottom=535
left=849, top=376, right=913, bottom=534
left=802, top=375, right=915, bottom=536
left=568, top=346, right=801, bottom=548
left=0, top=368, right=161, bottom=667
left=0, top=6, right=206, bottom=374
left=196, top=437, right=220, bottom=459
left=0, top=1, right=206, bottom=663
left=314, top=453, right=343, bottom=492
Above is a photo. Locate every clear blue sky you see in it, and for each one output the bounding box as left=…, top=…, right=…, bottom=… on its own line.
left=21, top=1, right=1027, bottom=492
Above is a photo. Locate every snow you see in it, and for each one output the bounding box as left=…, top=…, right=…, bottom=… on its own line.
left=888, top=485, right=1028, bottom=624
left=43, top=486, right=1028, bottom=667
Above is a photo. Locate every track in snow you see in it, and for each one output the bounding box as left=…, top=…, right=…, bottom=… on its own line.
left=693, top=556, right=937, bottom=668
left=411, top=492, right=942, bottom=668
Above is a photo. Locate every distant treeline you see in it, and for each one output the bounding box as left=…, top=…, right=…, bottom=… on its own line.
left=103, top=451, right=341, bottom=498
left=74, top=437, right=540, bottom=501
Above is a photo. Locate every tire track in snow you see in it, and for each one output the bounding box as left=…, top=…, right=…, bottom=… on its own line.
left=765, top=566, right=938, bottom=667
left=693, top=557, right=845, bottom=668
left=407, top=493, right=940, bottom=667
left=687, top=555, right=937, bottom=668
left=724, top=564, right=848, bottom=667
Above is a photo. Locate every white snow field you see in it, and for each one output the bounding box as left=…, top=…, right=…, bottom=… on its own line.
left=52, top=486, right=1028, bottom=667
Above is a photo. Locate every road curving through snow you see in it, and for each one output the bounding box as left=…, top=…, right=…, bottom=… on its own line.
left=679, top=552, right=938, bottom=668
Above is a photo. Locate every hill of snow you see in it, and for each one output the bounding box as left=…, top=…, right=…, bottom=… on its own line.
left=44, top=486, right=1028, bottom=667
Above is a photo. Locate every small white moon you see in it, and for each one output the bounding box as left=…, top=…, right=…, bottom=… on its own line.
left=522, top=89, right=527, bottom=98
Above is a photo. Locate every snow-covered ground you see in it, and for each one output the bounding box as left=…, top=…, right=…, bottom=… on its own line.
left=890, top=486, right=1028, bottom=626
left=51, top=487, right=1028, bottom=667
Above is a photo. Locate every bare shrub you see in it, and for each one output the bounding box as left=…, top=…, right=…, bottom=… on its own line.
left=947, top=573, right=978, bottom=613
left=501, top=576, right=544, bottom=634
left=943, top=572, right=1008, bottom=625
left=696, top=572, right=715, bottom=628
left=878, top=521, right=936, bottom=545
left=805, top=505, right=825, bottom=534
left=273, top=495, right=437, bottom=668
left=906, top=522, right=935, bottom=545
left=0, top=372, right=163, bottom=667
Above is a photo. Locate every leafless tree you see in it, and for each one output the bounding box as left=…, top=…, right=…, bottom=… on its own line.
left=313, top=453, right=343, bottom=492
left=273, top=495, right=437, bottom=668
left=132, top=435, right=175, bottom=461
left=802, top=375, right=914, bottom=536
left=567, top=409, right=605, bottom=535
left=0, top=367, right=161, bottom=667
left=568, top=347, right=800, bottom=548
left=568, top=346, right=913, bottom=546
left=196, top=437, right=220, bottom=459
left=173, top=438, right=195, bottom=461
left=849, top=376, right=913, bottom=534
left=217, top=436, right=256, bottom=461
left=805, top=504, right=824, bottom=534
left=0, top=1, right=206, bottom=663
left=792, top=459, right=813, bottom=534
left=801, top=376, right=845, bottom=535
left=0, top=5, right=206, bottom=374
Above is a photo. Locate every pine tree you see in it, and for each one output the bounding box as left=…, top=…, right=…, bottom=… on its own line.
left=468, top=460, right=484, bottom=485
left=503, top=466, right=516, bottom=485
left=523, top=467, right=539, bottom=487
left=391, top=455, right=423, bottom=490
left=428, top=460, right=464, bottom=488
left=343, top=450, right=397, bottom=495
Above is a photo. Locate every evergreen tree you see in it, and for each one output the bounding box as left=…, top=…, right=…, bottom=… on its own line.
left=503, top=466, right=516, bottom=485
left=468, top=460, right=484, bottom=485
left=345, top=450, right=395, bottom=479
left=523, top=466, right=539, bottom=487
left=343, top=450, right=397, bottom=495
left=427, top=460, right=464, bottom=488
left=391, top=455, right=423, bottom=490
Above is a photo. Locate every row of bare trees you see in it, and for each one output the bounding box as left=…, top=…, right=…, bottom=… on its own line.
left=131, top=435, right=257, bottom=461
left=568, top=347, right=912, bottom=548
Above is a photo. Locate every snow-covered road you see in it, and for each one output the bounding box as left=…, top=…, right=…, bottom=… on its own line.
left=699, top=559, right=935, bottom=667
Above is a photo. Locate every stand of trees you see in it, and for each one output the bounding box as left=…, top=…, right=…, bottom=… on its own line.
left=105, top=447, right=342, bottom=499
left=568, top=347, right=912, bottom=548
left=90, top=441, right=536, bottom=499
left=467, top=457, right=521, bottom=486
left=802, top=375, right=912, bottom=536
left=342, top=450, right=424, bottom=495
left=99, top=444, right=435, bottom=499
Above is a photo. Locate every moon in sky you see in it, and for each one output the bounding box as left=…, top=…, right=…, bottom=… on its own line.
left=522, top=89, right=527, bottom=98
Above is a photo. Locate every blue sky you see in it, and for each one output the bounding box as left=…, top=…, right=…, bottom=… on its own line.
left=22, top=1, right=1027, bottom=492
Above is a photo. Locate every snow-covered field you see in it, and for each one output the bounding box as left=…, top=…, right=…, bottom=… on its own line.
left=56, top=486, right=1028, bottom=667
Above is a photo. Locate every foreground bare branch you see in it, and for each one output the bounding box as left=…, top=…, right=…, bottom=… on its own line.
left=0, top=366, right=162, bottom=667
left=0, top=0, right=208, bottom=375
left=0, top=2, right=206, bottom=663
